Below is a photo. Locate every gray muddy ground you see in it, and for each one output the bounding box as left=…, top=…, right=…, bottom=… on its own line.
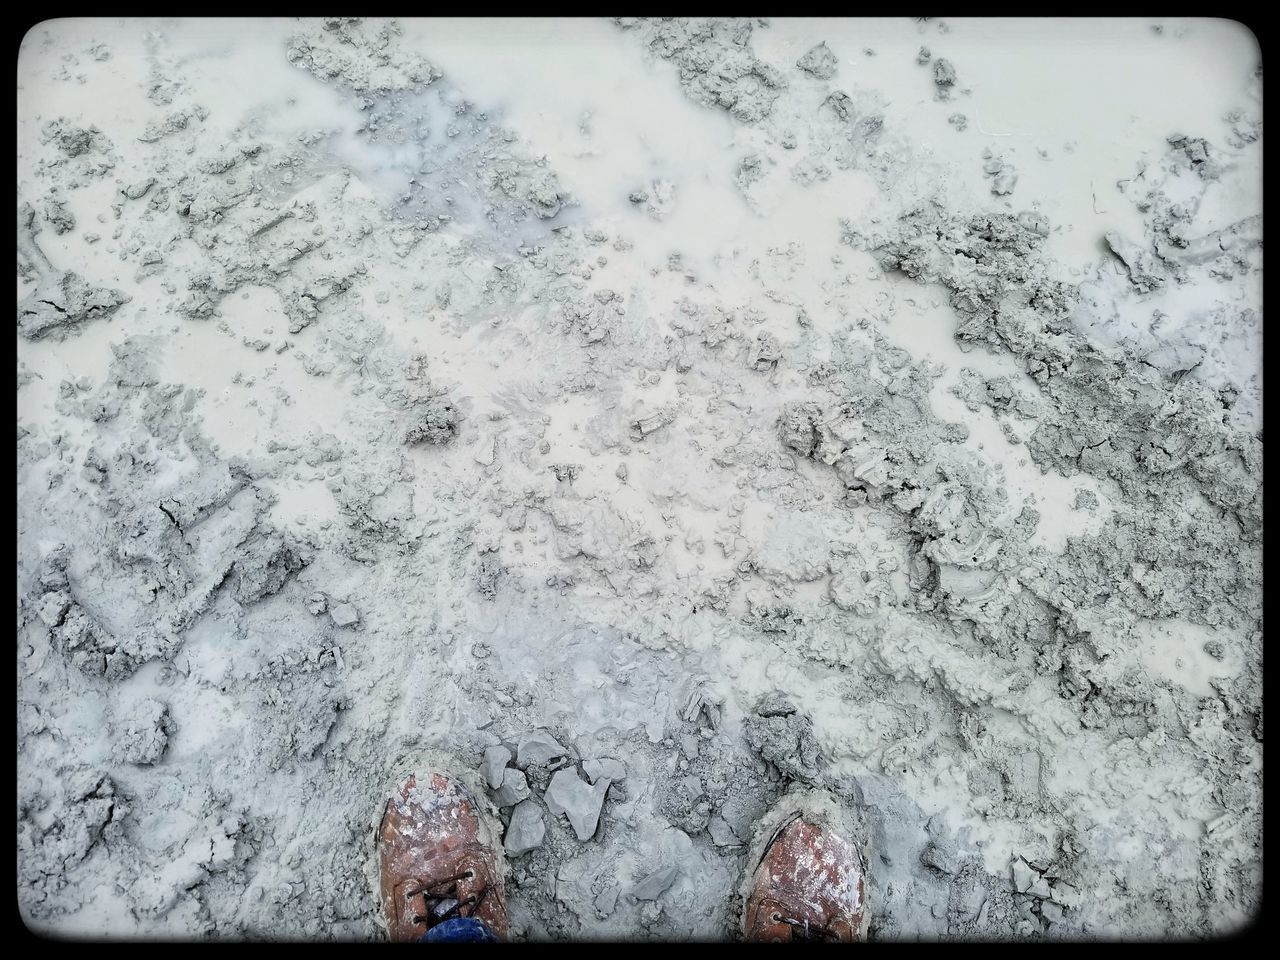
left=16, top=17, right=1262, bottom=940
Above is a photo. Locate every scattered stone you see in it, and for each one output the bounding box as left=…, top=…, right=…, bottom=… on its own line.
left=630, top=405, right=676, bottom=441
left=503, top=800, right=545, bottom=856
left=329, top=602, right=359, bottom=627
left=707, top=815, right=743, bottom=847
left=483, top=745, right=512, bottom=789
left=493, top=768, right=531, bottom=808
left=1048, top=881, right=1081, bottom=910
left=631, top=865, right=679, bottom=901
left=920, top=838, right=957, bottom=875
left=582, top=758, right=626, bottom=784
left=594, top=882, right=620, bottom=917
left=796, top=42, right=839, bottom=80
left=544, top=768, right=611, bottom=841
left=121, top=177, right=156, bottom=200
left=1011, top=857, right=1035, bottom=893
left=516, top=730, right=568, bottom=768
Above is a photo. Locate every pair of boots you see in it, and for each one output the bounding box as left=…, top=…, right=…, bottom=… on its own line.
left=376, top=763, right=869, bottom=942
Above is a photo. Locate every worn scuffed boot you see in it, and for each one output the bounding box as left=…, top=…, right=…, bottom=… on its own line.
left=374, top=761, right=510, bottom=942
left=740, top=790, right=870, bottom=942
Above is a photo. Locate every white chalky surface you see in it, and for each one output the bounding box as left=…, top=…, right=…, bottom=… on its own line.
left=17, top=17, right=1262, bottom=940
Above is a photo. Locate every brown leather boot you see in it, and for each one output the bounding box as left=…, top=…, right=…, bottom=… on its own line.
left=742, top=806, right=869, bottom=942
left=376, top=768, right=509, bottom=942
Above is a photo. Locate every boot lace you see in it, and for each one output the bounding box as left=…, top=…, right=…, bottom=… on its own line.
left=405, top=870, right=491, bottom=928
left=778, top=915, right=842, bottom=942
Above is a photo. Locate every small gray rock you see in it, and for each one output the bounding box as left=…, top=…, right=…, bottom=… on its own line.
left=582, top=758, right=626, bottom=784
left=483, top=745, right=512, bottom=789
left=504, top=800, right=544, bottom=856
left=594, top=882, right=620, bottom=917
left=796, top=41, right=839, bottom=80
left=707, top=815, right=743, bottom=847
left=962, top=884, right=987, bottom=920
left=516, top=730, right=568, bottom=768
left=545, top=768, right=610, bottom=841
left=631, top=865, right=679, bottom=901
left=920, top=839, right=957, bottom=875
left=493, top=768, right=531, bottom=808
left=121, top=177, right=156, bottom=200
left=1049, top=881, right=1080, bottom=909
left=1011, top=857, right=1035, bottom=893
left=330, top=602, right=359, bottom=627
